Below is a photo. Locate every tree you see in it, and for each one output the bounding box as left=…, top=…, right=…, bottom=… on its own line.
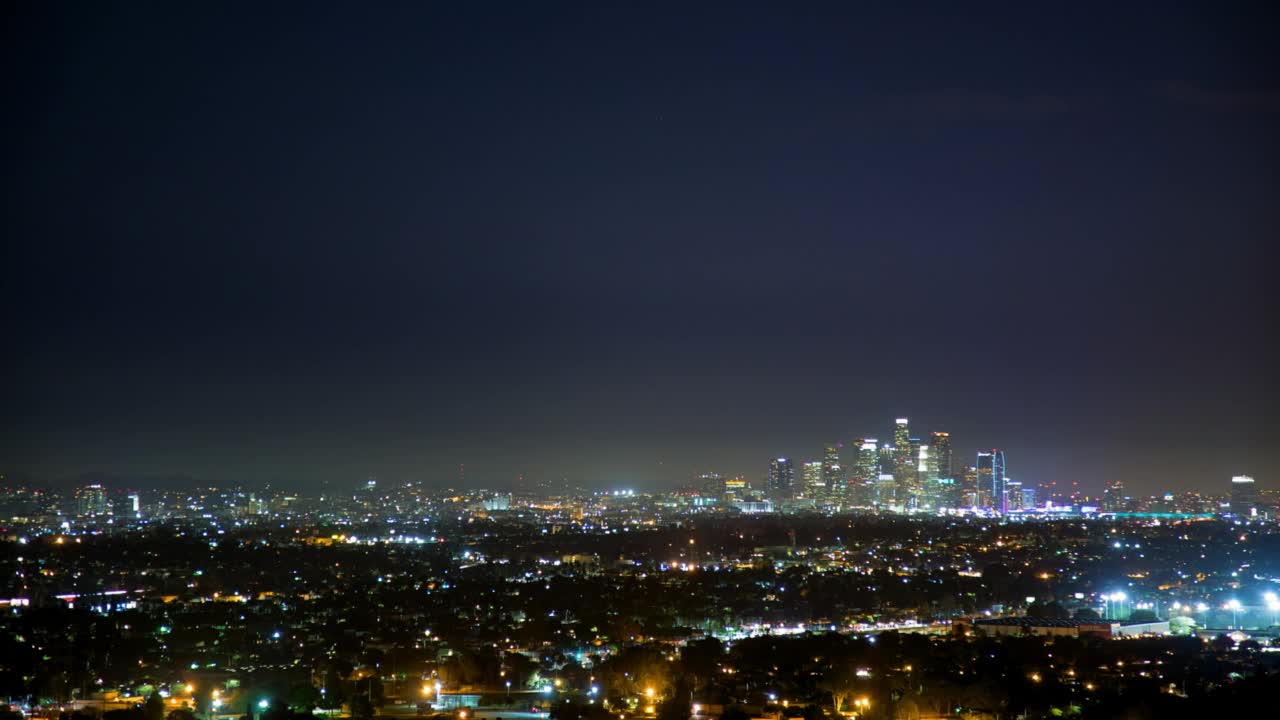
left=167, top=711, right=196, bottom=720
left=819, top=664, right=860, bottom=714
left=288, top=685, right=321, bottom=714
left=1073, top=608, right=1101, bottom=621
left=893, top=698, right=920, bottom=720
left=1170, top=616, right=1197, bottom=636
left=1128, top=609, right=1158, bottom=623
left=679, top=638, right=724, bottom=684
left=349, top=696, right=374, bottom=720
left=1027, top=601, right=1069, bottom=620
left=143, top=694, right=165, bottom=720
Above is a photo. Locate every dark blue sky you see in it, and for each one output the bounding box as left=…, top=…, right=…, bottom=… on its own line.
left=3, top=2, right=1276, bottom=493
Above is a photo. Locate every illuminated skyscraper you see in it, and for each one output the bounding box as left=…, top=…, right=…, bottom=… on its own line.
left=1230, top=475, right=1256, bottom=516
left=892, top=418, right=914, bottom=491
left=802, top=461, right=824, bottom=500
left=1102, top=480, right=1125, bottom=512
left=960, top=466, right=979, bottom=507
left=929, top=432, right=952, bottom=480
left=821, top=445, right=842, bottom=503
left=976, top=450, right=1006, bottom=512
left=1004, top=479, right=1023, bottom=511
left=875, top=473, right=897, bottom=505
left=767, top=458, right=795, bottom=499
left=853, top=438, right=879, bottom=505
left=698, top=472, right=725, bottom=497
left=723, top=476, right=748, bottom=501
left=74, top=484, right=109, bottom=516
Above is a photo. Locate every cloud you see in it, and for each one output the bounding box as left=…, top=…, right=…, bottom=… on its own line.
left=1161, top=82, right=1280, bottom=113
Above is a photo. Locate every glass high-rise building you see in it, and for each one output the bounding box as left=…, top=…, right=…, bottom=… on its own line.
left=853, top=438, right=879, bottom=505
left=74, top=484, right=109, bottom=517
left=821, top=445, right=842, bottom=503
left=768, top=458, right=795, bottom=499
left=1102, top=480, right=1126, bottom=512
left=929, top=431, right=952, bottom=480
left=892, top=419, right=915, bottom=498
left=960, top=466, right=979, bottom=507
left=1230, top=475, right=1256, bottom=516
left=976, top=450, right=1006, bottom=513
left=699, top=472, right=725, bottom=497
left=802, top=461, right=824, bottom=500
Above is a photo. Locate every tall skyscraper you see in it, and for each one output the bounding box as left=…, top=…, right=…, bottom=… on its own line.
left=801, top=461, right=824, bottom=500
left=699, top=472, right=725, bottom=497
left=960, top=466, right=979, bottom=507
left=820, top=445, right=842, bottom=503
left=875, top=473, right=897, bottom=505
left=1102, top=480, right=1126, bottom=512
left=1230, top=475, right=1256, bottom=516
left=74, top=484, right=109, bottom=517
left=853, top=438, right=879, bottom=505
left=1004, top=479, right=1023, bottom=511
left=976, top=450, right=1006, bottom=513
left=767, top=458, right=795, bottom=500
left=892, top=419, right=918, bottom=507
left=724, top=476, right=748, bottom=501
left=929, top=432, right=952, bottom=481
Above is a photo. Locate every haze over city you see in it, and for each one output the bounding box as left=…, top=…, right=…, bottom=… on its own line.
left=4, top=3, right=1276, bottom=494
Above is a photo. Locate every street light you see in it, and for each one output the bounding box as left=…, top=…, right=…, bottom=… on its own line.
left=506, top=680, right=512, bottom=700
left=1225, top=598, right=1242, bottom=628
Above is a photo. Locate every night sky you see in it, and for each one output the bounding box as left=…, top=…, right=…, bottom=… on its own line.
left=3, top=2, right=1276, bottom=494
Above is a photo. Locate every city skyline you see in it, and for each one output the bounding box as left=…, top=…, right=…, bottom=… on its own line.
left=4, top=3, right=1276, bottom=496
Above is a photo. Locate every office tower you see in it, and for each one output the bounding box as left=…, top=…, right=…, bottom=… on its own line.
left=892, top=419, right=916, bottom=500
left=976, top=450, right=1006, bottom=512
left=910, top=442, right=929, bottom=509
left=767, top=458, right=795, bottom=499
left=723, top=476, right=748, bottom=501
left=821, top=445, right=842, bottom=503
left=1230, top=475, right=1256, bottom=516
left=802, top=461, right=824, bottom=500
left=851, top=438, right=878, bottom=505
left=960, top=466, right=979, bottom=507
left=1020, top=485, right=1036, bottom=509
left=925, top=476, right=958, bottom=509
left=878, top=444, right=896, bottom=478
left=699, top=472, right=725, bottom=497
left=929, top=432, right=952, bottom=480
left=1102, top=480, right=1126, bottom=512
left=1004, top=479, right=1023, bottom=511
left=875, top=473, right=897, bottom=505
left=74, top=484, right=109, bottom=517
